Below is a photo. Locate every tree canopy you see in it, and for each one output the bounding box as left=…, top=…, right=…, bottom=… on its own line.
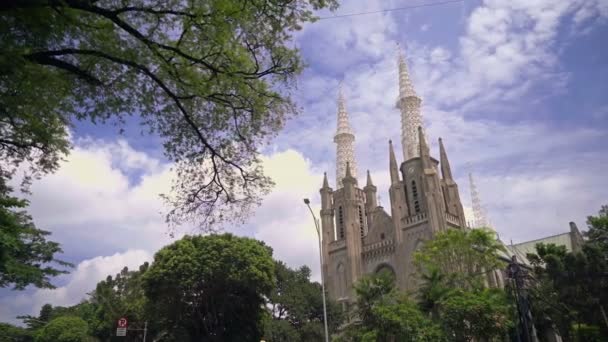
left=526, top=205, right=608, bottom=340
left=143, top=233, right=276, bottom=341
left=34, top=316, right=90, bottom=342
left=1, top=0, right=338, bottom=231
left=0, top=180, right=71, bottom=289
left=264, top=261, right=343, bottom=341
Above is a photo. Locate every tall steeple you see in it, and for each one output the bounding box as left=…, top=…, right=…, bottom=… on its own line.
left=438, top=138, right=453, bottom=181
left=334, top=84, right=357, bottom=188
left=396, top=46, right=423, bottom=161
left=469, top=173, right=490, bottom=228
left=418, top=126, right=431, bottom=170
left=389, top=140, right=400, bottom=184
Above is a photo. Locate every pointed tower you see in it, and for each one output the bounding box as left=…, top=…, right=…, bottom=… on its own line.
left=363, top=170, right=378, bottom=213
left=389, top=140, right=408, bottom=230
left=334, top=86, right=358, bottom=188
left=439, top=138, right=467, bottom=227
left=396, top=47, right=423, bottom=161
left=363, top=170, right=377, bottom=231
left=319, top=172, right=334, bottom=296
left=469, top=173, right=489, bottom=228
left=418, top=127, right=447, bottom=234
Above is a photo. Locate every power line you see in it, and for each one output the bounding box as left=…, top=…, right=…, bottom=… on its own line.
left=318, top=0, right=465, bottom=20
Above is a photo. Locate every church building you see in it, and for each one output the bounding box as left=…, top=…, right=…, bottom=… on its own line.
left=319, top=50, right=468, bottom=306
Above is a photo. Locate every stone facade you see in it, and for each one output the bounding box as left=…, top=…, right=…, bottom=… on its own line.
left=320, top=50, right=468, bottom=305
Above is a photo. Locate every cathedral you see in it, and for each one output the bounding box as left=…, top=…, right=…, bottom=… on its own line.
left=319, top=50, right=468, bottom=306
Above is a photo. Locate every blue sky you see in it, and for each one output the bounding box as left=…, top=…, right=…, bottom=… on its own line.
left=2, top=0, right=607, bottom=323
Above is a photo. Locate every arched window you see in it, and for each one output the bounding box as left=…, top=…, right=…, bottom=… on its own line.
left=375, top=264, right=396, bottom=284
left=412, top=180, right=421, bottom=213
left=338, top=206, right=345, bottom=239
left=358, top=205, right=365, bottom=238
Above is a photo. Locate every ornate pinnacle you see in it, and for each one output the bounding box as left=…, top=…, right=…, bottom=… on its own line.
left=336, top=83, right=354, bottom=136
left=334, top=84, right=357, bottom=188
left=469, top=173, right=491, bottom=229
left=397, top=46, right=423, bottom=161
left=366, top=170, right=374, bottom=187
left=398, top=47, right=418, bottom=99
left=389, top=140, right=400, bottom=184
left=439, top=138, right=453, bottom=181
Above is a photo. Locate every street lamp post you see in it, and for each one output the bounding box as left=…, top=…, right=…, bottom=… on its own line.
left=303, top=198, right=330, bottom=342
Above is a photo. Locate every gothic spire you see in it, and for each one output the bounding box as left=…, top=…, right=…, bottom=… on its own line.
left=366, top=170, right=374, bottom=187
left=396, top=46, right=423, bottom=161
left=418, top=126, right=431, bottom=169
left=334, top=84, right=357, bottom=188
left=398, top=48, right=417, bottom=99
left=469, top=173, right=490, bottom=229
left=345, top=161, right=353, bottom=178
left=389, top=140, right=400, bottom=184
left=322, top=172, right=330, bottom=189
left=438, top=138, right=453, bottom=181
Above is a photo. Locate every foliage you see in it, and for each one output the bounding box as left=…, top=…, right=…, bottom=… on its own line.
left=353, top=270, right=396, bottom=326
left=414, top=228, right=507, bottom=290
left=0, top=322, right=33, bottom=342
left=525, top=205, right=608, bottom=340
left=264, top=261, right=342, bottom=341
left=143, top=233, right=275, bottom=341
left=0, top=180, right=71, bottom=289
left=88, top=263, right=150, bottom=340
left=586, top=205, right=608, bottom=250
left=413, top=228, right=512, bottom=341
left=338, top=272, right=444, bottom=342
left=1, top=0, right=338, bottom=231
left=34, top=316, right=90, bottom=342
left=440, top=288, right=512, bottom=341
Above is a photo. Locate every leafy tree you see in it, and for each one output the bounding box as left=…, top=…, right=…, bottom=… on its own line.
left=440, top=288, right=511, bottom=342
left=264, top=261, right=343, bottom=341
left=143, top=233, right=275, bottom=341
left=88, top=263, right=149, bottom=340
left=413, top=228, right=512, bottom=341
left=0, top=322, right=33, bottom=342
left=337, top=272, right=444, bottom=342
left=1, top=0, right=338, bottom=231
left=414, top=228, right=506, bottom=291
left=0, top=180, right=71, bottom=289
left=527, top=241, right=608, bottom=339
left=586, top=205, right=608, bottom=250
left=34, top=316, right=90, bottom=342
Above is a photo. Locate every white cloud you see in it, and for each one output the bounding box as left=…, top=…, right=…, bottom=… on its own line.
left=2, top=139, right=330, bottom=321
left=0, top=250, right=151, bottom=324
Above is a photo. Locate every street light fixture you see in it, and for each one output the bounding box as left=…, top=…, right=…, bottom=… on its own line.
left=303, top=198, right=329, bottom=342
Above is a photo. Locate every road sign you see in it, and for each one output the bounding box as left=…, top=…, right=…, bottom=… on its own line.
left=117, top=317, right=128, bottom=328
left=116, top=327, right=127, bottom=336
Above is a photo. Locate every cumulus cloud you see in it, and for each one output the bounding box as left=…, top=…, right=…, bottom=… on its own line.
left=0, top=250, right=151, bottom=324
left=1, top=139, right=330, bottom=321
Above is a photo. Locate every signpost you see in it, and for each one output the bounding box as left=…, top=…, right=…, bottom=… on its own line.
left=116, top=317, right=128, bottom=337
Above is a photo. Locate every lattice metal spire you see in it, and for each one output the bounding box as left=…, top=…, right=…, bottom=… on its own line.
left=469, top=173, right=490, bottom=228
left=396, top=45, right=423, bottom=161
left=334, top=84, right=357, bottom=188
left=398, top=47, right=417, bottom=99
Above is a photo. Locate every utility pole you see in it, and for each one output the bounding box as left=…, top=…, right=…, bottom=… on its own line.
left=304, top=198, right=330, bottom=342
left=143, top=321, right=147, bottom=342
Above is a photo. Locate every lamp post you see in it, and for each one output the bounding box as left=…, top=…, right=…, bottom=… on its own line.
left=303, top=198, right=329, bottom=342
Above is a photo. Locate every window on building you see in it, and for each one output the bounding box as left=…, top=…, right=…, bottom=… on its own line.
left=338, top=206, right=345, bottom=239
left=412, top=180, right=421, bottom=213
left=358, top=205, right=365, bottom=238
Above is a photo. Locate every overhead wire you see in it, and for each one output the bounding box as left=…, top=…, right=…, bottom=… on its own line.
left=317, top=0, right=465, bottom=20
